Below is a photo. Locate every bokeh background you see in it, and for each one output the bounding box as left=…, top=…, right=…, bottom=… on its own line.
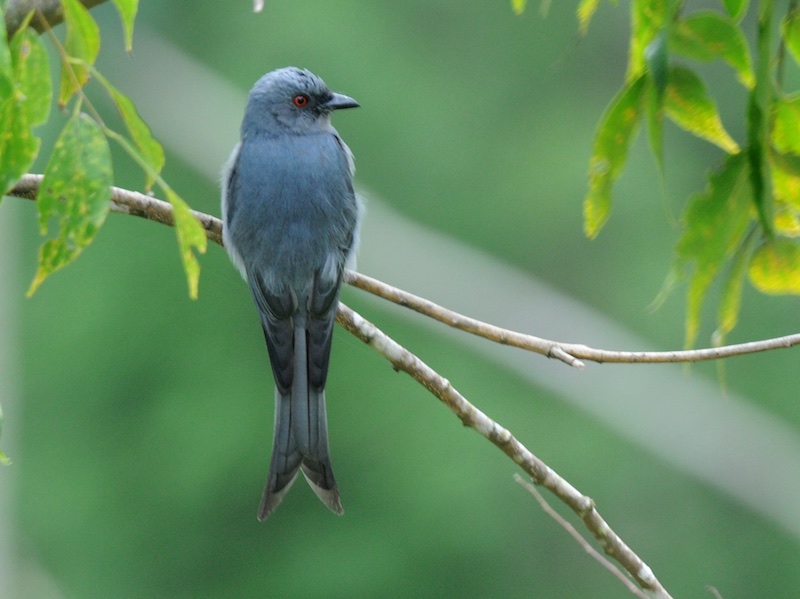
left=2, top=1, right=800, bottom=597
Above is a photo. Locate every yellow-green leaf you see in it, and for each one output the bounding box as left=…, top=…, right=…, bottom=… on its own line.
left=772, top=95, right=800, bottom=156
left=111, top=0, right=138, bottom=52
left=670, top=11, right=754, bottom=88
left=165, top=188, right=207, bottom=299
left=675, top=153, right=750, bottom=346
left=770, top=148, right=800, bottom=210
left=749, top=238, right=800, bottom=294
left=577, top=0, right=602, bottom=35
left=93, top=71, right=164, bottom=189
left=584, top=74, right=646, bottom=238
left=59, top=0, right=101, bottom=106
left=783, top=6, right=800, bottom=67
left=774, top=204, right=800, bottom=237
left=665, top=66, right=740, bottom=154
left=511, top=0, right=527, bottom=16
left=28, top=113, right=112, bottom=296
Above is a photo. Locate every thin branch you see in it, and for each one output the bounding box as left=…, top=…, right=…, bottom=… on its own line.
left=336, top=303, right=673, bottom=598
left=10, top=174, right=223, bottom=245
left=8, top=174, right=799, bottom=368
left=344, top=270, right=800, bottom=367
left=514, top=474, right=649, bottom=599
left=344, top=270, right=587, bottom=368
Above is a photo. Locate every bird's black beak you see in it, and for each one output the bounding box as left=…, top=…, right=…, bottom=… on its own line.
left=323, top=92, right=360, bottom=110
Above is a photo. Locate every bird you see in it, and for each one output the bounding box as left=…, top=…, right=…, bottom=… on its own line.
left=221, top=67, right=361, bottom=520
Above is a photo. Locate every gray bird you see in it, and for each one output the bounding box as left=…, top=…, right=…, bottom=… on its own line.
left=221, top=67, right=361, bottom=520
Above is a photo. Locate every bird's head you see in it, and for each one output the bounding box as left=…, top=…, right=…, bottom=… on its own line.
left=243, top=67, right=359, bottom=135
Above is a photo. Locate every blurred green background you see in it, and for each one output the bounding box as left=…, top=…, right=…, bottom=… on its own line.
left=2, top=1, right=800, bottom=597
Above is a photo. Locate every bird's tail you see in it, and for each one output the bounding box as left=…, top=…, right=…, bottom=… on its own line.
left=258, top=327, right=342, bottom=520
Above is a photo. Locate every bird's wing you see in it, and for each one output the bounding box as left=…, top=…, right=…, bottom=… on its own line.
left=248, top=271, right=297, bottom=395
left=306, top=267, right=343, bottom=390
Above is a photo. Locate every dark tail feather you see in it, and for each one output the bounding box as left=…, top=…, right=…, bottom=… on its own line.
left=258, top=327, right=343, bottom=520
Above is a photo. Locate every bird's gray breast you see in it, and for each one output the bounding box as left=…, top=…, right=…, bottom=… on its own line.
left=225, top=131, right=358, bottom=293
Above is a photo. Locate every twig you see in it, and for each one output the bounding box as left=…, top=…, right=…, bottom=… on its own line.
left=8, top=173, right=799, bottom=368
left=344, top=270, right=587, bottom=368
left=344, top=271, right=800, bottom=367
left=337, top=303, right=673, bottom=598
left=514, top=474, right=649, bottom=599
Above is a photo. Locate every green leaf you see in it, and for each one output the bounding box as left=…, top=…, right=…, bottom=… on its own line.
left=714, top=228, right=755, bottom=343
left=165, top=188, right=207, bottom=299
left=628, top=0, right=678, bottom=81
left=722, top=0, right=749, bottom=22
left=0, top=98, right=38, bottom=195
left=645, top=29, right=669, bottom=97
left=748, top=93, right=771, bottom=234
left=746, top=2, right=774, bottom=237
left=11, top=29, right=51, bottom=127
left=584, top=75, right=646, bottom=238
left=577, top=0, right=602, bottom=35
left=674, top=153, right=751, bottom=346
left=783, top=6, right=800, bottom=67
left=28, top=113, right=113, bottom=296
left=111, top=0, right=138, bottom=52
left=0, top=1, right=13, bottom=100
left=0, top=30, right=51, bottom=195
left=770, top=148, right=800, bottom=211
left=644, top=31, right=668, bottom=169
left=670, top=11, right=754, bottom=88
left=664, top=65, right=740, bottom=153
left=93, top=71, right=164, bottom=189
left=510, top=0, right=527, bottom=16
left=59, top=0, right=101, bottom=106
left=749, top=238, right=800, bottom=294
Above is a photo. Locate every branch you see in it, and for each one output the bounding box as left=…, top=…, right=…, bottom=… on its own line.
left=5, top=175, right=682, bottom=594
left=336, top=303, right=673, bottom=598
left=8, top=173, right=799, bottom=368
left=514, top=474, right=649, bottom=599
left=344, top=271, right=800, bottom=367
left=10, top=174, right=223, bottom=246
left=5, top=0, right=108, bottom=37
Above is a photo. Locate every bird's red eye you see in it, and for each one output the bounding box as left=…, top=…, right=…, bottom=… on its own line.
left=293, top=95, right=309, bottom=107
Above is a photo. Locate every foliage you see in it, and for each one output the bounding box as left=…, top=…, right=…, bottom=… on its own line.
left=578, top=0, right=800, bottom=346
left=0, top=0, right=205, bottom=299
